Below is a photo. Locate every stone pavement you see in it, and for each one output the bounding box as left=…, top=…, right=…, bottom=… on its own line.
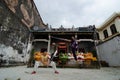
left=0, top=66, right=120, bottom=80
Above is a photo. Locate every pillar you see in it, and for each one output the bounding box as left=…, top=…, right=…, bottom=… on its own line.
left=47, top=34, right=51, bottom=53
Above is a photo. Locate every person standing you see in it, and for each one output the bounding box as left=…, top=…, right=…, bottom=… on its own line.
left=69, top=36, right=78, bottom=61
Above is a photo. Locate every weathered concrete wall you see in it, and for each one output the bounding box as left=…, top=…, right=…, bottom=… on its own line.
left=97, top=36, right=120, bottom=66
left=1, top=0, right=46, bottom=28
left=0, top=1, right=30, bottom=63
left=0, top=0, right=46, bottom=63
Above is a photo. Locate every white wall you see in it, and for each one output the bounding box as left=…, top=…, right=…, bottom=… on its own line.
left=0, top=44, right=29, bottom=63
left=97, top=36, right=120, bottom=66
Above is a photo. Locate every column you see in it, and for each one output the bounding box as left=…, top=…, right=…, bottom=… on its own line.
left=47, top=34, right=51, bottom=53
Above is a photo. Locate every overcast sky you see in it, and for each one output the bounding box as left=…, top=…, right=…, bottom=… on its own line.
left=34, top=0, right=120, bottom=28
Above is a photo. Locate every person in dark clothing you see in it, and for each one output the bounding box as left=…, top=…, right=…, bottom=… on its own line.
left=64, top=36, right=78, bottom=61
left=70, top=36, right=78, bottom=61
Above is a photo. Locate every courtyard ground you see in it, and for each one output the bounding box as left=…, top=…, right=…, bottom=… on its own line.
left=0, top=66, right=120, bottom=80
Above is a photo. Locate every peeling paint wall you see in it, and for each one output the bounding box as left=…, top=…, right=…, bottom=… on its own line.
left=0, top=1, right=30, bottom=63
left=0, top=0, right=45, bottom=63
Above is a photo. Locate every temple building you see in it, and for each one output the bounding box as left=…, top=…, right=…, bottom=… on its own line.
left=29, top=25, right=100, bottom=68
left=31, top=25, right=97, bottom=54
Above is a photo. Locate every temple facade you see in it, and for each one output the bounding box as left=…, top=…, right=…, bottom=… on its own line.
left=29, top=25, right=100, bottom=68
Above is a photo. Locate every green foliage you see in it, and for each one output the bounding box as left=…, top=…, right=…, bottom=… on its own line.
left=59, top=53, right=68, bottom=64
